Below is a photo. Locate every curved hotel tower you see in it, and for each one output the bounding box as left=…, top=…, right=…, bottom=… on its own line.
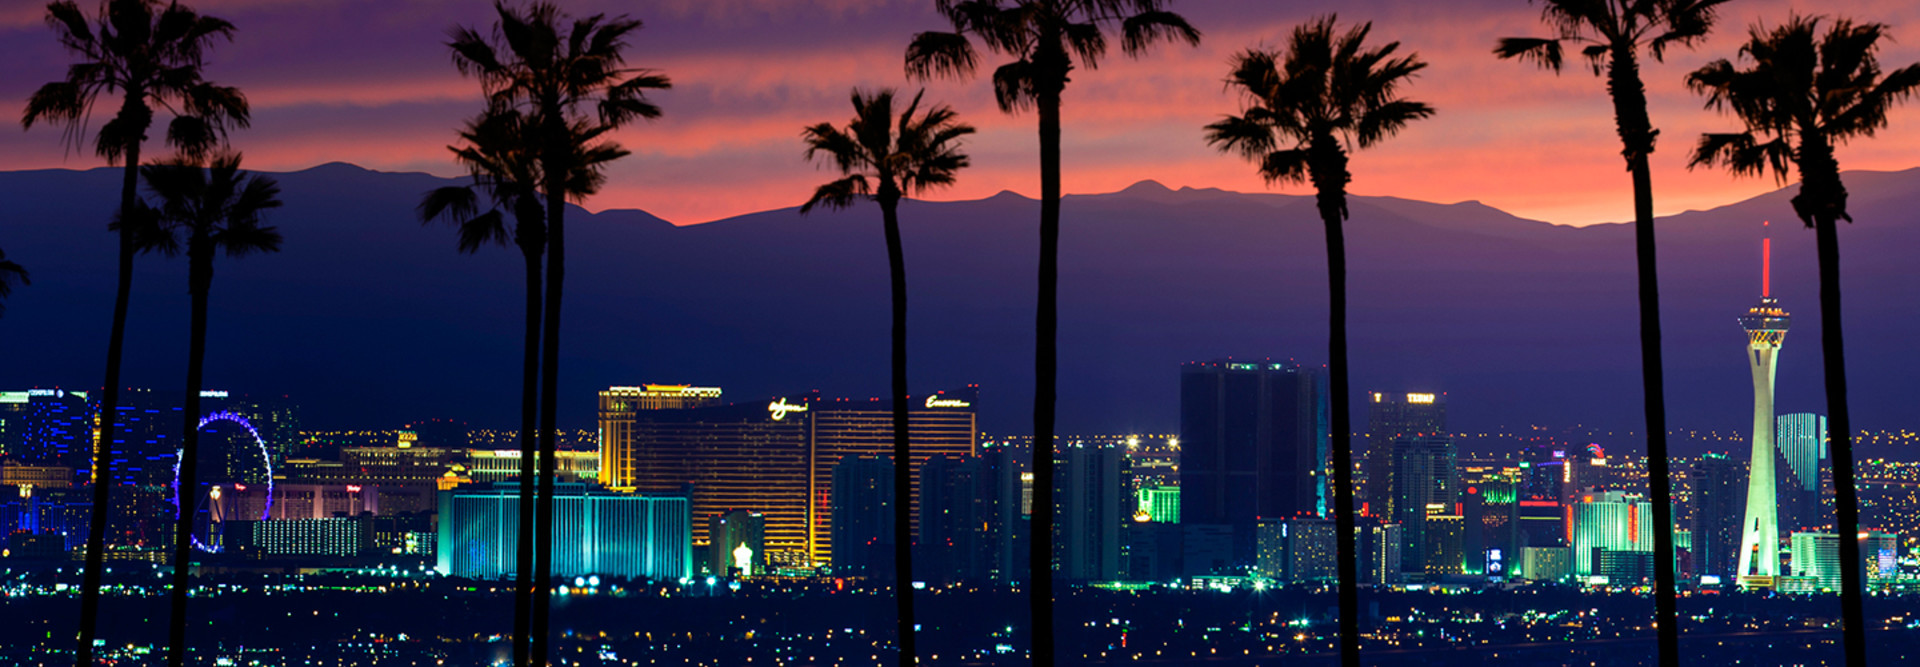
left=1736, top=234, right=1790, bottom=586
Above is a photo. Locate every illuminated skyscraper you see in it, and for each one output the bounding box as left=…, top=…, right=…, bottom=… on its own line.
left=1391, top=436, right=1457, bottom=575
left=1179, top=360, right=1328, bottom=569
left=1364, top=391, right=1446, bottom=519
left=1775, top=413, right=1829, bottom=532
left=1788, top=531, right=1840, bottom=590
left=1571, top=490, right=1653, bottom=578
left=596, top=385, right=976, bottom=568
left=436, top=483, right=691, bottom=581
left=1737, top=234, right=1790, bottom=585
left=598, top=385, right=724, bottom=488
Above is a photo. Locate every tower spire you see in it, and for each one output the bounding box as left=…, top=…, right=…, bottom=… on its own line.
left=1762, top=221, right=1771, bottom=298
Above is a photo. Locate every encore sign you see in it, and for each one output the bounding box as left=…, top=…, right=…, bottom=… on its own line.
left=768, top=398, right=809, bottom=421
left=924, top=395, right=971, bottom=408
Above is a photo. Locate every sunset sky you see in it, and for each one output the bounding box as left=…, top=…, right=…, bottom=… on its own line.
left=3, top=0, right=1917, bottom=227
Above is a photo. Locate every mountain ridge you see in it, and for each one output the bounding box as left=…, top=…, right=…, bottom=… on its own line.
left=3, top=162, right=1918, bottom=455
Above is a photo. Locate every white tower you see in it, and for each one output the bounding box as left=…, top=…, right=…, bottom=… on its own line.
left=1736, top=230, right=1790, bottom=586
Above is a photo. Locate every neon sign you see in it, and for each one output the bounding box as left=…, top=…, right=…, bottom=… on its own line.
left=925, top=395, right=971, bottom=408
left=768, top=398, right=809, bottom=421
left=1406, top=393, right=1435, bottom=404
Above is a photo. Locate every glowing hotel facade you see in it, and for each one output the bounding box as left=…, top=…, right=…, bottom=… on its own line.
left=597, top=385, right=978, bottom=569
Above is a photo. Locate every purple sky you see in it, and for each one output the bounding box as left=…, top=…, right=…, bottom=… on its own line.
left=4, top=0, right=1918, bottom=225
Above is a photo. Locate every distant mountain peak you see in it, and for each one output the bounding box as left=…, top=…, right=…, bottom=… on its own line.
left=1117, top=179, right=1174, bottom=195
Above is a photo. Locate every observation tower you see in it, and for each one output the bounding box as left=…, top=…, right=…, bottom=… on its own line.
left=1735, top=227, right=1789, bottom=587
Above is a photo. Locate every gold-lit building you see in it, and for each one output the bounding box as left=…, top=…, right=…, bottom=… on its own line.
left=597, top=385, right=724, bottom=487
left=597, top=385, right=977, bottom=568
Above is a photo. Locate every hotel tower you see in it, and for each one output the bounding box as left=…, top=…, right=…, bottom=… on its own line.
left=1736, top=230, right=1790, bottom=586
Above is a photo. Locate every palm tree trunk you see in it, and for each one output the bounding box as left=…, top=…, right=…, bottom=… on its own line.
left=1629, top=153, right=1681, bottom=665
left=1030, top=61, right=1063, bottom=667
left=881, top=193, right=916, bottom=667
left=77, top=128, right=142, bottom=667
left=167, top=252, right=213, bottom=667
left=531, top=102, right=567, bottom=667
left=1308, top=136, right=1360, bottom=667
left=1792, top=137, right=1865, bottom=665
left=1606, top=48, right=1680, bottom=666
left=1813, top=199, right=1865, bottom=667
left=513, top=235, right=544, bottom=667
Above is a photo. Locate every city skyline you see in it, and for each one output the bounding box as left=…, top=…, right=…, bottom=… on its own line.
left=4, top=1, right=1919, bottom=664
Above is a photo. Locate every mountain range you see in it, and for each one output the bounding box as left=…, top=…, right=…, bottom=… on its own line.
left=4, top=162, right=1918, bottom=453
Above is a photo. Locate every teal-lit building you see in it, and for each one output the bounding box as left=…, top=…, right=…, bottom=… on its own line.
left=436, top=483, right=691, bottom=581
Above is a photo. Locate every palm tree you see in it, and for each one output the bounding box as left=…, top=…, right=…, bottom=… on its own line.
left=140, top=153, right=281, bottom=667
left=1687, top=16, right=1920, bottom=664
left=904, top=4, right=1196, bottom=662
left=1204, top=17, right=1431, bottom=667
left=20, top=1, right=248, bottom=661
left=448, top=5, right=666, bottom=664
left=0, top=248, right=27, bottom=317
left=1496, top=2, right=1730, bottom=660
left=419, top=108, right=626, bottom=667
left=800, top=88, right=973, bottom=667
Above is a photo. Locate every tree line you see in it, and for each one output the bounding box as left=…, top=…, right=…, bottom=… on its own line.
left=9, top=1, right=1917, bottom=667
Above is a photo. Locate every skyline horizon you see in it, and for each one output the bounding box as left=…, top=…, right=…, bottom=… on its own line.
left=8, top=159, right=1920, bottom=229
left=3, top=0, right=1917, bottom=227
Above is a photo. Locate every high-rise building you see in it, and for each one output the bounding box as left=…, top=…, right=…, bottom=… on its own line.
left=1775, top=413, right=1830, bottom=533
left=1256, top=516, right=1336, bottom=584
left=1691, top=453, right=1744, bottom=579
left=1736, top=234, right=1789, bottom=587
left=1137, top=486, right=1180, bottom=523
left=1361, top=521, right=1404, bottom=584
left=436, top=483, right=690, bottom=581
left=597, top=385, right=724, bottom=487
left=1179, top=360, right=1328, bottom=569
left=1522, top=546, right=1571, bottom=583
left=1862, top=531, right=1898, bottom=581
left=1517, top=499, right=1567, bottom=549
left=829, top=455, right=894, bottom=579
left=1054, top=443, right=1128, bottom=582
left=596, top=386, right=976, bottom=568
left=1422, top=507, right=1465, bottom=577
left=1789, top=531, right=1840, bottom=590
left=1364, top=391, right=1446, bottom=519
left=1571, top=490, right=1653, bottom=578
left=7, top=389, right=91, bottom=471
left=708, top=510, right=766, bottom=577
left=920, top=453, right=1003, bottom=584
left=1392, top=436, right=1457, bottom=575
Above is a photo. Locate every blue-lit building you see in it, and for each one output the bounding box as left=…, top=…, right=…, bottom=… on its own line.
left=436, top=483, right=691, bottom=581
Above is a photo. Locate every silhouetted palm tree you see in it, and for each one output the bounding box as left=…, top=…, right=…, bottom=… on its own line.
left=140, top=153, right=281, bottom=667
left=1496, top=2, right=1729, bottom=659
left=20, top=1, right=247, bottom=661
left=904, top=4, right=1196, bottom=661
left=0, top=248, right=28, bottom=317
left=800, top=88, right=973, bottom=667
left=448, top=4, right=666, bottom=664
left=419, top=108, right=626, bottom=667
left=1687, top=16, right=1920, bottom=664
left=1205, top=17, right=1431, bottom=667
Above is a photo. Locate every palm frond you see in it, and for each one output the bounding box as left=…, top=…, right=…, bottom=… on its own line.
left=1257, top=148, right=1312, bottom=185
left=1120, top=10, right=1201, bottom=56
left=906, top=31, right=979, bottom=81
left=800, top=175, right=871, bottom=214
